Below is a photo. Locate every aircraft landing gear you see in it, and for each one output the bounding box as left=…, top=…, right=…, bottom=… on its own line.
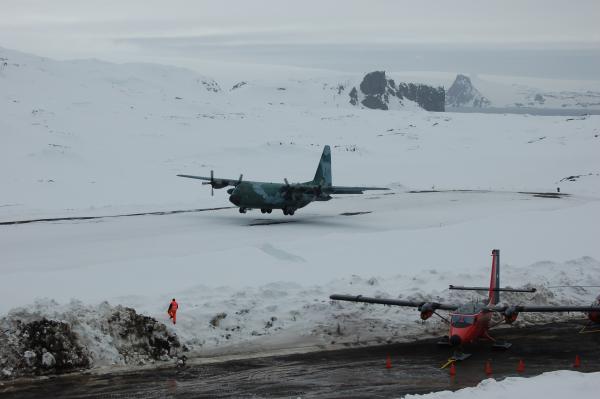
left=239, top=207, right=247, bottom=214
left=492, top=341, right=512, bottom=349
left=260, top=208, right=272, bottom=214
left=282, top=207, right=295, bottom=216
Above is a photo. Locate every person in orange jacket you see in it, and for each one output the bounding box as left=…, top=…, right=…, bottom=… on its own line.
left=167, top=298, right=178, bottom=324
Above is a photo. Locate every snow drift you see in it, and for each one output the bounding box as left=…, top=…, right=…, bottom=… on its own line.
left=403, top=370, right=600, bottom=399
left=0, top=300, right=183, bottom=379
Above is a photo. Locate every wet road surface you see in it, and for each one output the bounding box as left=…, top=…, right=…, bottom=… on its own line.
left=2, top=321, right=599, bottom=398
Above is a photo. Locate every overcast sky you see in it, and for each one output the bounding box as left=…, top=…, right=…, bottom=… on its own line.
left=1, top=1, right=599, bottom=78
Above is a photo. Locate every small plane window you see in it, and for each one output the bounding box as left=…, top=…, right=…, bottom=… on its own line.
left=451, top=315, right=475, bottom=328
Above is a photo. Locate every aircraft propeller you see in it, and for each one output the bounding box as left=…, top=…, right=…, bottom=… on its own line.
left=201, top=170, right=216, bottom=196
left=201, top=170, right=242, bottom=196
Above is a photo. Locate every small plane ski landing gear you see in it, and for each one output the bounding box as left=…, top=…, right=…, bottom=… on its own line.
left=441, top=352, right=472, bottom=368
left=579, top=322, right=600, bottom=334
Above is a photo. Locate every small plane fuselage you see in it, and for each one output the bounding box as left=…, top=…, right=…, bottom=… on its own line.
left=448, top=307, right=493, bottom=346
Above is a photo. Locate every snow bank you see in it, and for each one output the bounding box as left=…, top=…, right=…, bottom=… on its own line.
left=118, top=256, right=600, bottom=356
left=403, top=370, right=600, bottom=399
left=2, top=257, right=598, bottom=375
left=0, top=300, right=183, bottom=380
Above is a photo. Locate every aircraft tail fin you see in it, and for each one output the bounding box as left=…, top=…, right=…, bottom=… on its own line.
left=312, top=145, right=332, bottom=187
left=488, top=249, right=500, bottom=305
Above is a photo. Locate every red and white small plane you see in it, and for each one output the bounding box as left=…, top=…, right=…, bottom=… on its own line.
left=331, top=249, right=600, bottom=360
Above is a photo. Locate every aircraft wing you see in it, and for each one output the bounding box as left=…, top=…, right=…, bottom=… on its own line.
left=487, top=305, right=600, bottom=313
left=330, top=294, right=458, bottom=310
left=177, top=174, right=243, bottom=188
left=327, top=186, right=389, bottom=194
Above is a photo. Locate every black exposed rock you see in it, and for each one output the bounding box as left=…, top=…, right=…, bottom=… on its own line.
left=349, top=87, right=358, bottom=106
left=397, top=82, right=446, bottom=112
left=361, top=96, right=388, bottom=110
left=350, top=71, right=445, bottom=112
left=446, top=74, right=490, bottom=108
left=359, top=71, right=388, bottom=95
left=231, top=81, right=247, bottom=90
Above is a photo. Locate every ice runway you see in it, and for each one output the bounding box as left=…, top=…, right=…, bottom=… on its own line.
left=1, top=190, right=599, bottom=314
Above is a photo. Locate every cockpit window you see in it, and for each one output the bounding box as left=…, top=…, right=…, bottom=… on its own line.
left=451, top=315, right=475, bottom=328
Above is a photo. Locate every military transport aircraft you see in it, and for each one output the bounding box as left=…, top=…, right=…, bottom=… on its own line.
left=177, top=145, right=388, bottom=215
left=331, top=249, right=600, bottom=360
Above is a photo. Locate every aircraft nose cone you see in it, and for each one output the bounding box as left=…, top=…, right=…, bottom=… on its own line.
left=229, top=193, right=241, bottom=206
left=449, top=335, right=462, bottom=346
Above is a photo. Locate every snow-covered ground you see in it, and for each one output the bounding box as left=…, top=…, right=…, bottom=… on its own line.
left=1, top=46, right=600, bottom=362
left=403, top=370, right=600, bottom=399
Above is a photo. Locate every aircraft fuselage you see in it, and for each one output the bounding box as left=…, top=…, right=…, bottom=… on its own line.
left=228, top=181, right=330, bottom=212
left=448, top=307, right=493, bottom=346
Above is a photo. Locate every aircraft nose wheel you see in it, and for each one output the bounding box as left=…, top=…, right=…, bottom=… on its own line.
left=239, top=207, right=247, bottom=214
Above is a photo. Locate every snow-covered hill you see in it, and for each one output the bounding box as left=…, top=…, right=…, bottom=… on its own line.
left=1, top=47, right=600, bottom=374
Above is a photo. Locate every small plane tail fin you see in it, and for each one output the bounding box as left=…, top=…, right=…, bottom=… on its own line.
left=312, top=145, right=332, bottom=187
left=488, top=249, right=501, bottom=305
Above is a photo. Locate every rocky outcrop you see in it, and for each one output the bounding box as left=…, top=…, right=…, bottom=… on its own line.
left=349, top=71, right=445, bottom=112
left=0, top=301, right=183, bottom=380
left=446, top=74, right=490, bottom=108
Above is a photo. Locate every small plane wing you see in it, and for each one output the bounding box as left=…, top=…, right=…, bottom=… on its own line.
left=330, top=294, right=458, bottom=311
left=487, top=305, right=600, bottom=313
left=327, top=186, right=390, bottom=194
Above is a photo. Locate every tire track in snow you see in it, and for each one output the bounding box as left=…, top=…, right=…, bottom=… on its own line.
left=0, top=207, right=236, bottom=226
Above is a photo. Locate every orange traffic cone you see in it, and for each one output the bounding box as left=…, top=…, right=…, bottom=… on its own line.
left=485, top=360, right=493, bottom=375
left=449, top=362, right=456, bottom=376
left=573, top=355, right=581, bottom=368
left=385, top=354, right=392, bottom=369
left=517, top=359, right=525, bottom=373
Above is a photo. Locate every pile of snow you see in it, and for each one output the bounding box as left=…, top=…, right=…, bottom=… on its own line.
left=0, top=300, right=183, bottom=379
left=403, top=370, right=600, bottom=399
left=2, top=256, right=597, bottom=374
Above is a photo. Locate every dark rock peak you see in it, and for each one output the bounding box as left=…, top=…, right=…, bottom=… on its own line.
left=349, top=71, right=445, bottom=112
left=446, top=74, right=490, bottom=107
left=360, top=71, right=388, bottom=96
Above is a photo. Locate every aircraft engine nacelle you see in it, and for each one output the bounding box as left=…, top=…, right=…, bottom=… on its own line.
left=503, top=306, right=519, bottom=324
left=419, top=303, right=435, bottom=320
left=212, top=180, right=229, bottom=189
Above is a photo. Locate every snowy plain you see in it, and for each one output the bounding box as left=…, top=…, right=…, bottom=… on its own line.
left=1, top=46, right=600, bottom=361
